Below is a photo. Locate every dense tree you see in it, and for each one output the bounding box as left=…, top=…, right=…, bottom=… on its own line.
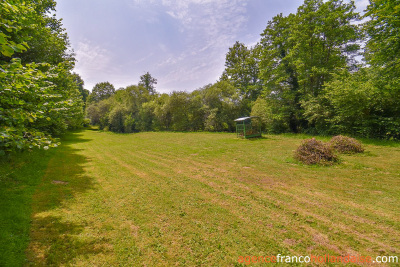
left=72, top=73, right=89, bottom=105
left=259, top=0, right=360, bottom=133
left=187, top=90, right=206, bottom=131
left=297, top=0, right=400, bottom=139
left=292, top=0, right=360, bottom=96
left=87, top=82, right=116, bottom=103
left=364, top=0, right=400, bottom=80
left=86, top=80, right=242, bottom=133
left=202, top=81, right=240, bottom=131
left=222, top=41, right=262, bottom=102
left=86, top=82, right=158, bottom=132
left=0, top=0, right=84, bottom=154
left=250, top=97, right=271, bottom=132
left=108, top=106, right=128, bottom=133
left=166, top=91, right=190, bottom=131
left=139, top=72, right=157, bottom=95
left=259, top=13, right=302, bottom=132
left=153, top=93, right=172, bottom=130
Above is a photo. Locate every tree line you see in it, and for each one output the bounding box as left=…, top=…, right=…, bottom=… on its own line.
left=86, top=77, right=243, bottom=133
left=86, top=0, right=400, bottom=140
left=1, top=0, right=399, bottom=155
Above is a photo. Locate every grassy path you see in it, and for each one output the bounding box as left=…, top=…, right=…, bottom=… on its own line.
left=18, top=130, right=400, bottom=265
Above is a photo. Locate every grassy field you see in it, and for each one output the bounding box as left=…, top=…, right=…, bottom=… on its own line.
left=1, top=129, right=399, bottom=266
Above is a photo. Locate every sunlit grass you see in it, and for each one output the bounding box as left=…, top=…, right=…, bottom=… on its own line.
left=2, top=130, right=399, bottom=266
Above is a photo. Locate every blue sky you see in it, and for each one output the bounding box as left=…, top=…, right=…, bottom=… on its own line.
left=56, top=0, right=369, bottom=93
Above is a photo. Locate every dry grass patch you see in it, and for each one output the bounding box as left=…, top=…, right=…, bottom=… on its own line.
left=329, top=135, right=365, bottom=154
left=294, top=138, right=338, bottom=165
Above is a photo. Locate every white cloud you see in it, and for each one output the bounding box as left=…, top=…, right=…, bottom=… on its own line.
left=73, top=40, right=114, bottom=89
left=162, top=0, right=247, bottom=42
left=75, top=40, right=111, bottom=71
left=69, top=1, right=252, bottom=92
left=153, top=0, right=249, bottom=91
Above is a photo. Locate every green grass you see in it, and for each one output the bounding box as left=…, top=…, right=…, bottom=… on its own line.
left=1, top=130, right=399, bottom=266
left=0, top=148, right=56, bottom=266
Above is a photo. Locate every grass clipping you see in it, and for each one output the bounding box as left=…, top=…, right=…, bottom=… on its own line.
left=329, top=135, right=364, bottom=154
left=295, top=138, right=338, bottom=165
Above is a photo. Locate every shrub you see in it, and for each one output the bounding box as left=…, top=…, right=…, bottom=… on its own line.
left=329, top=135, right=364, bottom=154
left=86, top=104, right=100, bottom=125
left=82, top=118, right=91, bottom=127
left=108, top=107, right=127, bottom=133
left=123, top=114, right=135, bottom=133
left=294, top=138, right=338, bottom=165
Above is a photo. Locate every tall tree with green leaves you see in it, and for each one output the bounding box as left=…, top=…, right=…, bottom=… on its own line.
left=259, top=13, right=302, bottom=132
left=139, top=72, right=157, bottom=95
left=72, top=73, right=90, bottom=106
left=88, top=82, right=116, bottom=103
left=364, top=0, right=400, bottom=81
left=259, top=0, right=360, bottom=133
left=0, top=0, right=84, bottom=154
left=222, top=41, right=262, bottom=101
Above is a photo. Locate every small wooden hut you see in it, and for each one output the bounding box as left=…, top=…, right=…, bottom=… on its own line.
left=234, top=116, right=262, bottom=139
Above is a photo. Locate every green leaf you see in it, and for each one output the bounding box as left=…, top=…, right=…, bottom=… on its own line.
left=1, top=44, right=14, bottom=57
left=15, top=43, right=27, bottom=52
left=0, top=33, right=7, bottom=44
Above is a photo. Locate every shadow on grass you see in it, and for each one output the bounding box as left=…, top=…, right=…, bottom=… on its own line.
left=0, top=146, right=59, bottom=266
left=246, top=136, right=269, bottom=141
left=28, top=131, right=95, bottom=214
left=24, top=130, right=113, bottom=266
left=27, top=216, right=112, bottom=266
left=85, top=126, right=100, bottom=131
left=359, top=137, right=400, bottom=147
left=0, top=130, right=107, bottom=266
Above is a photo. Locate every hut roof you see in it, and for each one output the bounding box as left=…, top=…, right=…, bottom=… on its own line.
left=234, top=116, right=259, bottom=122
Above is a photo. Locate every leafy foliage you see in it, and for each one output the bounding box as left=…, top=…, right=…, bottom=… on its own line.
left=108, top=106, right=128, bottom=133
left=303, top=68, right=400, bottom=139
left=0, top=0, right=84, bottom=154
left=139, top=72, right=157, bottom=95
left=364, top=0, right=400, bottom=80
left=85, top=79, right=243, bottom=133
left=222, top=41, right=262, bottom=101
left=72, top=73, right=90, bottom=107
left=87, top=82, right=115, bottom=103
left=258, top=0, right=360, bottom=133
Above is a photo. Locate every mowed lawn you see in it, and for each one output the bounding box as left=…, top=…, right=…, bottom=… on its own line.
left=15, top=130, right=400, bottom=265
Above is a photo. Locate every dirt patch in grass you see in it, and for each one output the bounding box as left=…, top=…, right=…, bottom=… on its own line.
left=51, top=180, right=69, bottom=185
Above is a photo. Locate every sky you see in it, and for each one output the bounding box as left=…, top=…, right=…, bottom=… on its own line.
left=56, top=0, right=369, bottom=93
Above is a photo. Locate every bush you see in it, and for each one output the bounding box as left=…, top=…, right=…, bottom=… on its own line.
left=108, top=107, right=127, bottom=133
left=294, top=138, right=338, bottom=165
left=82, top=118, right=91, bottom=127
left=329, top=135, right=364, bottom=154
left=86, top=104, right=100, bottom=125
left=123, top=114, right=135, bottom=133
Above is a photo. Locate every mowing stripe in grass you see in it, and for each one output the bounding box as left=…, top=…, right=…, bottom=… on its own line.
left=23, top=130, right=400, bottom=266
